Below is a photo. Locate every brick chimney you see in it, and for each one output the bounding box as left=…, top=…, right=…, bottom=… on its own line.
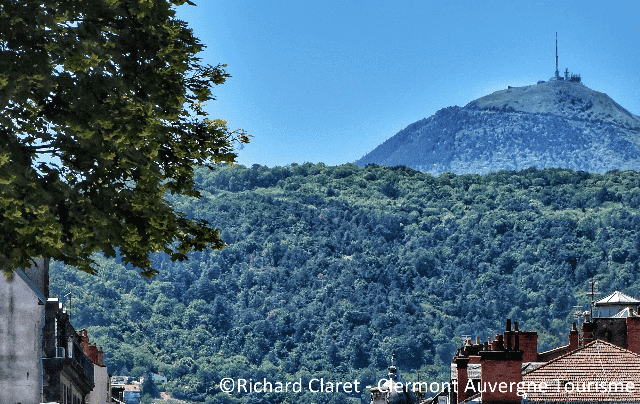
left=504, top=322, right=513, bottom=351
left=503, top=321, right=538, bottom=362
left=479, top=319, right=523, bottom=403
left=569, top=322, right=579, bottom=351
left=80, top=329, right=90, bottom=349
left=80, top=328, right=105, bottom=366
left=491, top=334, right=504, bottom=351
left=626, top=315, right=640, bottom=355
left=455, top=357, right=470, bottom=403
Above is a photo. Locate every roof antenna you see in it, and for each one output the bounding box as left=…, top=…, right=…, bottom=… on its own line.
left=587, top=281, right=598, bottom=318
left=64, top=291, right=72, bottom=312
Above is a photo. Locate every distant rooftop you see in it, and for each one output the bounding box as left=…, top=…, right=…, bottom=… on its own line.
left=595, top=290, right=640, bottom=306
left=613, top=307, right=639, bottom=318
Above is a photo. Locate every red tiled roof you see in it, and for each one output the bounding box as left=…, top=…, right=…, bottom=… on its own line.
left=461, top=392, right=480, bottom=403
left=537, top=343, right=571, bottom=362
left=522, top=340, right=640, bottom=402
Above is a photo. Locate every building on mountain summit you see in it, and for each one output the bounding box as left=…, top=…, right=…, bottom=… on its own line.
left=550, top=32, right=581, bottom=83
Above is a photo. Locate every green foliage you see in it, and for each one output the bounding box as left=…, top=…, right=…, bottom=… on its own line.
left=0, top=0, right=248, bottom=276
left=141, top=371, right=161, bottom=399
left=50, top=165, right=640, bottom=403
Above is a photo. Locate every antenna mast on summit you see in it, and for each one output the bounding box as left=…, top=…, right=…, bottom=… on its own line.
left=555, top=32, right=560, bottom=80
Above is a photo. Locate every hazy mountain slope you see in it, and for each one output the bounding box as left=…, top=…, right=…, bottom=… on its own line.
left=356, top=81, right=640, bottom=175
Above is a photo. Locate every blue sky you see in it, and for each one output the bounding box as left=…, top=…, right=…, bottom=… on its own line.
left=177, top=0, right=640, bottom=168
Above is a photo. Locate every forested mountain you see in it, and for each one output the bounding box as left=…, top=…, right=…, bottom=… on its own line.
left=50, top=163, right=640, bottom=404
left=356, top=81, right=640, bottom=175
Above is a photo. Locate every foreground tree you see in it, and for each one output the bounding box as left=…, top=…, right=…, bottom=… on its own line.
left=141, top=371, right=161, bottom=399
left=0, top=0, right=249, bottom=276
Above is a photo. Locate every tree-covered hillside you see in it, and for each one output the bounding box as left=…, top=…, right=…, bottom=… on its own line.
left=50, top=163, right=640, bottom=404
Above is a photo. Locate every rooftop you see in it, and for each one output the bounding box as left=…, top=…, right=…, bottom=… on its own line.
left=596, top=290, right=640, bottom=306
left=522, top=340, right=640, bottom=402
left=613, top=307, right=639, bottom=318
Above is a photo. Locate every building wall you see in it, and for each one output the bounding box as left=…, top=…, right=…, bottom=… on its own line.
left=592, top=317, right=628, bottom=347
left=0, top=270, right=46, bottom=404
left=42, top=299, right=95, bottom=402
left=123, top=388, right=141, bottom=404
left=87, top=365, right=111, bottom=404
left=61, top=373, right=84, bottom=404
left=22, top=258, right=49, bottom=299
left=597, top=304, right=638, bottom=318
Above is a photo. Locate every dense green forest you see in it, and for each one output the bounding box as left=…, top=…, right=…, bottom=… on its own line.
left=50, top=163, right=640, bottom=404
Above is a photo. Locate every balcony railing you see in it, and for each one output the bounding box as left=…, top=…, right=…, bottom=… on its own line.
left=68, top=338, right=95, bottom=386
left=44, top=336, right=94, bottom=386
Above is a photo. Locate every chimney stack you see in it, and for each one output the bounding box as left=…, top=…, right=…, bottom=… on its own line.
left=491, top=334, right=500, bottom=351
left=626, top=316, right=640, bottom=355
left=569, top=322, right=579, bottom=351
left=455, top=357, right=470, bottom=403
left=479, top=320, right=523, bottom=403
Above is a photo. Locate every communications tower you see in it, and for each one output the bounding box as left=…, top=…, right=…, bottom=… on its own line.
left=555, top=32, right=560, bottom=81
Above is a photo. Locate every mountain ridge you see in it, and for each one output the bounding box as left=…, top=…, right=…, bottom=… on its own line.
left=356, top=81, right=640, bottom=175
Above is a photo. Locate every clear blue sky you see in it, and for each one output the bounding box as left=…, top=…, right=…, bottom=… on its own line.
left=176, top=0, right=640, bottom=168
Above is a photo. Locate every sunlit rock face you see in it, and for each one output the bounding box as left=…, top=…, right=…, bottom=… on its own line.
left=356, top=81, right=640, bottom=175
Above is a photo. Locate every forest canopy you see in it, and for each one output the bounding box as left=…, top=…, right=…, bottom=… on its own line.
left=51, top=164, right=640, bottom=404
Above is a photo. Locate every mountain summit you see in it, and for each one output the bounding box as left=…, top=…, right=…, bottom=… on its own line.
left=468, top=81, right=640, bottom=128
left=355, top=80, right=640, bottom=175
